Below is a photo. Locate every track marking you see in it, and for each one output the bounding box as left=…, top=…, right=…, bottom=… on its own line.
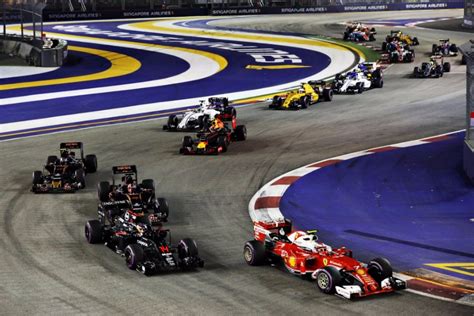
left=426, top=263, right=474, bottom=277
left=0, top=46, right=141, bottom=91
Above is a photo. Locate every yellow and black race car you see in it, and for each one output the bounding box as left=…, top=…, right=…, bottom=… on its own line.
left=270, top=82, right=333, bottom=110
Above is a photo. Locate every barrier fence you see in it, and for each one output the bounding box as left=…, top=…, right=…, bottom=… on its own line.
left=0, top=0, right=466, bottom=22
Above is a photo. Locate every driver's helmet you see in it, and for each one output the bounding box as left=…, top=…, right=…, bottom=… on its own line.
left=127, top=183, right=137, bottom=194
left=211, top=117, right=223, bottom=130
left=60, top=150, right=69, bottom=163
left=124, top=175, right=133, bottom=185
left=136, top=223, right=149, bottom=237
left=358, top=63, right=367, bottom=72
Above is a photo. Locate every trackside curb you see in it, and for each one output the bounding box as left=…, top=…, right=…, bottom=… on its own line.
left=248, top=129, right=474, bottom=305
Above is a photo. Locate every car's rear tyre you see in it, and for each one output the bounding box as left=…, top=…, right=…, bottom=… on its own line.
left=125, top=244, right=144, bottom=270
left=443, top=62, right=451, bottom=73
left=75, top=168, right=86, bottom=188
left=85, top=154, right=97, bottom=173
left=432, top=44, right=438, bottom=55
left=85, top=220, right=103, bottom=244
left=157, top=197, right=169, bottom=220
left=323, top=88, right=333, bottom=101
left=316, top=266, right=341, bottom=294
left=368, top=257, right=393, bottom=283
left=381, top=42, right=387, bottom=51
left=356, top=82, right=364, bottom=94
left=270, top=96, right=282, bottom=109
left=166, top=115, right=178, bottom=130
left=98, top=181, right=110, bottom=202
left=141, top=179, right=155, bottom=192
left=178, top=238, right=199, bottom=259
left=243, top=240, right=266, bottom=266
left=413, top=37, right=419, bottom=45
left=450, top=44, right=458, bottom=53
left=46, top=155, right=58, bottom=165
left=182, top=136, right=193, bottom=148
left=217, top=135, right=228, bottom=153
left=32, top=170, right=43, bottom=185
left=413, top=66, right=419, bottom=78
left=234, top=125, right=247, bottom=141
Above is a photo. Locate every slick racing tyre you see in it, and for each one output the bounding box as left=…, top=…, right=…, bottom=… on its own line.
left=316, top=266, right=342, bottom=294
left=368, top=257, right=393, bottom=283
left=157, top=197, right=169, bottom=220
left=323, top=88, right=333, bottom=101
left=141, top=179, right=156, bottom=192
left=270, top=96, right=282, bottom=109
left=300, top=96, right=310, bottom=109
left=182, top=136, right=193, bottom=148
left=356, top=82, right=364, bottom=94
left=46, top=155, right=57, bottom=165
left=413, top=67, right=419, bottom=78
left=85, top=220, right=103, bottom=244
left=85, top=154, right=98, bottom=173
left=32, top=170, right=43, bottom=185
left=75, top=168, right=86, bottom=188
left=178, top=238, right=199, bottom=259
left=217, top=135, right=228, bottom=153
left=125, top=244, right=144, bottom=270
left=443, top=62, right=451, bottom=73
left=432, top=44, right=438, bottom=55
left=243, top=240, right=266, bottom=266
left=166, top=115, right=178, bottom=130
left=98, top=181, right=110, bottom=202
left=234, top=125, right=247, bottom=141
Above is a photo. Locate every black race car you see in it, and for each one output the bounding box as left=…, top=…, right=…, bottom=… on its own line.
left=32, top=142, right=97, bottom=193
left=432, top=39, right=458, bottom=57
left=180, top=121, right=246, bottom=155
left=85, top=218, right=204, bottom=275
left=413, top=56, right=451, bottom=78
left=96, top=165, right=169, bottom=225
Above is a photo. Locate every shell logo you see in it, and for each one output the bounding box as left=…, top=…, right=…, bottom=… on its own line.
left=323, top=258, right=328, bottom=266
left=288, top=256, right=297, bottom=267
left=357, top=269, right=366, bottom=275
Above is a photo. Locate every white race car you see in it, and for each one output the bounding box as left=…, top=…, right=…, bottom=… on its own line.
left=163, top=98, right=236, bottom=131
left=332, top=63, right=383, bottom=94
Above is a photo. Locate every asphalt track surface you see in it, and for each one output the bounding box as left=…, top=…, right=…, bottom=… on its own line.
left=0, top=9, right=473, bottom=315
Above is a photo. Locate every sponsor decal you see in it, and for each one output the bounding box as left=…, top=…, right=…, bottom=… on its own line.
left=53, top=25, right=303, bottom=64
left=138, top=240, right=148, bottom=247
left=288, top=256, right=297, bottom=267
left=323, top=258, right=328, bottom=266
left=159, top=245, right=170, bottom=253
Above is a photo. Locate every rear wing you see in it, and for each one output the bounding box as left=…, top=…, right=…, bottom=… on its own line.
left=361, top=62, right=379, bottom=71
left=253, top=219, right=292, bottom=241
left=60, top=142, right=83, bottom=150
left=208, top=97, right=229, bottom=107
left=390, top=30, right=401, bottom=35
left=112, top=165, right=137, bottom=175
left=430, top=55, right=443, bottom=60
left=60, top=142, right=84, bottom=158
left=439, top=39, right=449, bottom=42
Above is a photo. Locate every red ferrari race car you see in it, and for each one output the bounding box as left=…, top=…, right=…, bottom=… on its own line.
left=244, top=220, right=406, bottom=299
